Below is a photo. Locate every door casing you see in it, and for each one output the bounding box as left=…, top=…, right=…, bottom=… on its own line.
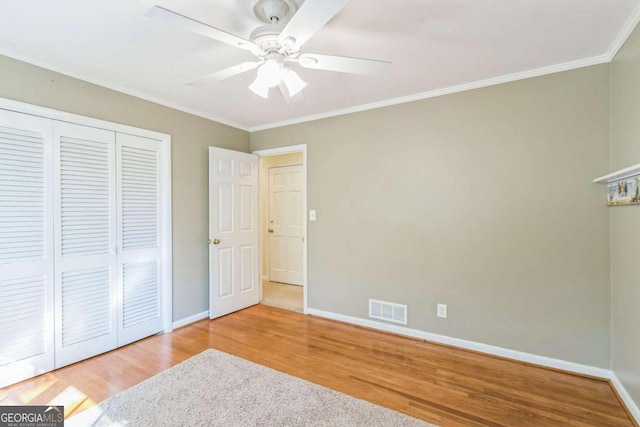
left=253, top=144, right=308, bottom=314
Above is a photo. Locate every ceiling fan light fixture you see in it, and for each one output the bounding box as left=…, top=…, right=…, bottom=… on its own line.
left=249, top=78, right=270, bottom=98
left=257, top=59, right=284, bottom=87
left=150, top=2, right=392, bottom=102
left=281, top=68, right=307, bottom=97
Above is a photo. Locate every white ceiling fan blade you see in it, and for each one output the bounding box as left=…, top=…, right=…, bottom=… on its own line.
left=279, top=82, right=305, bottom=105
left=278, top=0, right=350, bottom=49
left=249, top=77, right=270, bottom=99
left=146, top=6, right=259, bottom=53
left=281, top=68, right=307, bottom=97
left=186, top=62, right=260, bottom=87
left=298, top=53, right=391, bottom=76
left=278, top=83, right=292, bottom=104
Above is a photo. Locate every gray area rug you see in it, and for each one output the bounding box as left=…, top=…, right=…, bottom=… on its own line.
left=68, top=349, right=436, bottom=427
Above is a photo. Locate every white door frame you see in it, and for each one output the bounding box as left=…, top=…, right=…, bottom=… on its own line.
left=253, top=144, right=308, bottom=314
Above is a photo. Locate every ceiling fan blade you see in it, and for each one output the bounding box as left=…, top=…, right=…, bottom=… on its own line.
left=278, top=83, right=292, bottom=104
left=146, top=6, right=259, bottom=53
left=249, top=77, right=270, bottom=99
left=279, top=81, right=305, bottom=105
left=186, top=62, right=261, bottom=87
left=298, top=53, right=391, bottom=75
left=281, top=68, right=307, bottom=97
left=278, top=0, right=350, bottom=49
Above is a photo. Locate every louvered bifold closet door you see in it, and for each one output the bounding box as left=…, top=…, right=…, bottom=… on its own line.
left=116, top=133, right=163, bottom=347
left=0, top=110, right=55, bottom=388
left=53, top=122, right=118, bottom=368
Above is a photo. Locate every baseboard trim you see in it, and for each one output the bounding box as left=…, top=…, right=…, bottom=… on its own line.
left=610, top=373, right=640, bottom=426
left=307, top=308, right=610, bottom=378
left=307, top=307, right=640, bottom=424
left=172, top=311, right=210, bottom=329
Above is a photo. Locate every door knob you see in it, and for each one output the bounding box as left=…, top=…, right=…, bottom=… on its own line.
left=212, top=239, right=221, bottom=245
left=268, top=229, right=274, bottom=233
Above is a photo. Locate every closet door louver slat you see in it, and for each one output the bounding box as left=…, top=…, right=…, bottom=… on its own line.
left=0, top=126, right=45, bottom=263
left=123, top=261, right=159, bottom=328
left=59, top=133, right=112, bottom=256
left=0, top=277, right=46, bottom=366
left=61, top=268, right=111, bottom=347
left=122, top=146, right=159, bottom=251
left=0, top=110, right=54, bottom=389
left=117, top=133, right=163, bottom=347
left=53, top=122, right=118, bottom=369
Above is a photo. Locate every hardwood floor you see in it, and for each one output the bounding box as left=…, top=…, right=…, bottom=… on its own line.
left=0, top=304, right=635, bottom=426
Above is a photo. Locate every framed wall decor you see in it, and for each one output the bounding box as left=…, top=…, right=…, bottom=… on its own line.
left=594, top=163, right=640, bottom=207
left=607, top=175, right=640, bottom=206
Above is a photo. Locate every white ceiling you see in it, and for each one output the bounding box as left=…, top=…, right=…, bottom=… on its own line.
left=0, top=0, right=638, bottom=130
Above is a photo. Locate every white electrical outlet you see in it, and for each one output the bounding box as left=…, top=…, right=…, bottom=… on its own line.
left=437, top=304, right=448, bottom=319
left=309, top=210, right=316, bottom=221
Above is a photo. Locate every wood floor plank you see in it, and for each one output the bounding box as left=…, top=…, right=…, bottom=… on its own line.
left=0, top=304, right=635, bottom=426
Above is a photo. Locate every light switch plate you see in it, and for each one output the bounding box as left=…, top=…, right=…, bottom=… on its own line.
left=437, top=304, right=448, bottom=319
left=309, top=210, right=316, bottom=221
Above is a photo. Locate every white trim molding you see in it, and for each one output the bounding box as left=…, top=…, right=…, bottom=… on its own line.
left=248, top=8, right=640, bottom=132
left=3, top=11, right=639, bottom=134
left=172, top=311, right=210, bottom=329
left=0, top=44, right=249, bottom=132
left=307, top=307, right=640, bottom=423
left=607, top=2, right=640, bottom=61
left=307, top=307, right=611, bottom=378
left=249, top=55, right=610, bottom=132
left=253, top=144, right=309, bottom=315
left=610, top=373, right=640, bottom=425
left=0, top=97, right=169, bottom=141
left=253, top=144, right=308, bottom=156
left=161, top=135, right=173, bottom=334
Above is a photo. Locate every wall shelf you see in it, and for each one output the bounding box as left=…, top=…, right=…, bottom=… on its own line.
left=593, top=162, right=640, bottom=184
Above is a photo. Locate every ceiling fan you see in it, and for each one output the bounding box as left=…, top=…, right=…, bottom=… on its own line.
left=146, top=0, right=391, bottom=99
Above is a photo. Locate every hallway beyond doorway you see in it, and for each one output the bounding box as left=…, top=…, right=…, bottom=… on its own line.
left=261, top=281, right=303, bottom=313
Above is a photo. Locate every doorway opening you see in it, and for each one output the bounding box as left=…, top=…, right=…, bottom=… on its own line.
left=254, top=145, right=307, bottom=314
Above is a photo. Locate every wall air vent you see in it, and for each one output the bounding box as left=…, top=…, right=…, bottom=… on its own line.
left=368, top=299, right=407, bottom=325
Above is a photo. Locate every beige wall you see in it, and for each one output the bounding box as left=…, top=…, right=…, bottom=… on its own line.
left=610, top=23, right=640, bottom=405
left=0, top=51, right=620, bottom=371
left=0, top=54, right=250, bottom=322
left=259, top=153, right=304, bottom=280
left=251, top=65, right=612, bottom=367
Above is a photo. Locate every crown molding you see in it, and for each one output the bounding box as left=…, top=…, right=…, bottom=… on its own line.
left=3, top=4, right=640, bottom=134
left=0, top=44, right=250, bottom=132
left=607, top=2, right=640, bottom=61
left=251, top=5, right=640, bottom=132
left=249, top=54, right=610, bottom=132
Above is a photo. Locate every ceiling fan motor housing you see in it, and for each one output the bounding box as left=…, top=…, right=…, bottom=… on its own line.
left=250, top=24, right=299, bottom=57
left=253, top=0, right=298, bottom=24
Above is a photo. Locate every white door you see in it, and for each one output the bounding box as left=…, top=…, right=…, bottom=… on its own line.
left=116, top=133, right=164, bottom=346
left=0, top=110, right=55, bottom=387
left=209, top=147, right=259, bottom=318
left=52, top=122, right=118, bottom=368
left=268, top=165, right=303, bottom=285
